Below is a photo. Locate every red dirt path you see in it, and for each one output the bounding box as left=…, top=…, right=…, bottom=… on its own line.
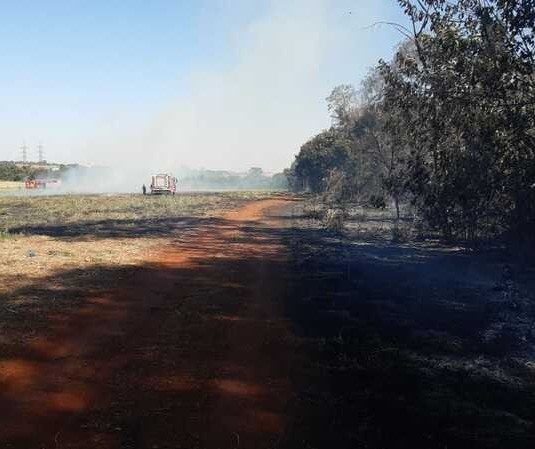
left=0, top=198, right=299, bottom=449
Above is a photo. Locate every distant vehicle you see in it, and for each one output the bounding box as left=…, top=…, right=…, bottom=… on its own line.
left=150, top=174, right=178, bottom=195
left=25, top=178, right=61, bottom=190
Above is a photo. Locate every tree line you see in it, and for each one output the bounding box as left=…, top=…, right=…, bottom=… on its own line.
left=288, top=0, right=535, bottom=243
left=0, top=162, right=72, bottom=182
left=0, top=162, right=51, bottom=182
left=181, top=167, right=288, bottom=190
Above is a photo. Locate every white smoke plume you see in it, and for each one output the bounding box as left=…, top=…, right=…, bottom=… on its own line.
left=2, top=0, right=405, bottom=193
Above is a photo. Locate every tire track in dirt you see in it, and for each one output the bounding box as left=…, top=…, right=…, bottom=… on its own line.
left=0, top=198, right=300, bottom=449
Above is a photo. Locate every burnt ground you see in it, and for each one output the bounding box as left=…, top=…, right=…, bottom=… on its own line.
left=282, top=208, right=535, bottom=449
left=1, top=198, right=535, bottom=449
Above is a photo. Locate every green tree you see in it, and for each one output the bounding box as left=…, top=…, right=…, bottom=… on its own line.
left=380, top=0, right=535, bottom=240
left=326, top=84, right=358, bottom=128
left=292, top=128, right=351, bottom=194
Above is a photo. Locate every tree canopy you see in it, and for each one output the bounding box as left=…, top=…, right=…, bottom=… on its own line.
left=289, top=0, right=535, bottom=243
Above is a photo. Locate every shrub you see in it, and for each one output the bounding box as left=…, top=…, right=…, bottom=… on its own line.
left=323, top=208, right=345, bottom=234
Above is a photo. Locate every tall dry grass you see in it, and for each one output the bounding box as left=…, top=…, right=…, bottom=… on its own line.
left=0, top=192, right=277, bottom=302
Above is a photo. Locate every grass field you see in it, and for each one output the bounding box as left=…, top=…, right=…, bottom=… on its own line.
left=0, top=192, right=273, bottom=231
left=0, top=181, right=24, bottom=192
left=0, top=192, right=276, bottom=305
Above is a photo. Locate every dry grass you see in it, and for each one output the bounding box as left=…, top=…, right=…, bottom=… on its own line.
left=0, top=235, right=163, bottom=301
left=0, top=192, right=277, bottom=302
left=0, top=192, right=272, bottom=231
left=0, top=181, right=24, bottom=192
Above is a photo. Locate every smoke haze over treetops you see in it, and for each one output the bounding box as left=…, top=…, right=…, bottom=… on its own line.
left=0, top=0, right=406, bottom=175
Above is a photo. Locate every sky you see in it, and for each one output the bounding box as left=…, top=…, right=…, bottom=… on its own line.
left=0, top=0, right=409, bottom=173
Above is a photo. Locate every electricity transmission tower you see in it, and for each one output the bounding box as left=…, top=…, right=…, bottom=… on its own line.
left=37, top=143, right=44, bottom=163
left=20, top=142, right=28, bottom=163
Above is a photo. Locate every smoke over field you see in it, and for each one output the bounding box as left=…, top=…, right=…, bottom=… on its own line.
left=57, top=165, right=286, bottom=194
left=84, top=1, right=339, bottom=173
left=0, top=0, right=404, bottom=190
left=0, top=164, right=286, bottom=195
left=0, top=0, right=408, bottom=197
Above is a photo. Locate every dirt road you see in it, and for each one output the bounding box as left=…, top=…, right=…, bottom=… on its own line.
left=0, top=198, right=300, bottom=449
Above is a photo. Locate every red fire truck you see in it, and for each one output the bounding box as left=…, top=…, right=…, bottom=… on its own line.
left=25, top=178, right=61, bottom=190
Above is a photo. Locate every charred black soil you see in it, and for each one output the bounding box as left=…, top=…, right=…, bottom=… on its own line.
left=282, top=208, right=535, bottom=449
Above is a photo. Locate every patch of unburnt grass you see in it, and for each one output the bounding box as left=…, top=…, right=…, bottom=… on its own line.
left=0, top=192, right=277, bottom=231
left=0, top=192, right=280, bottom=340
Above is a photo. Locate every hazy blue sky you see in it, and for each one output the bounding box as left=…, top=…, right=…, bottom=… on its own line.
left=0, top=0, right=408, bottom=171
